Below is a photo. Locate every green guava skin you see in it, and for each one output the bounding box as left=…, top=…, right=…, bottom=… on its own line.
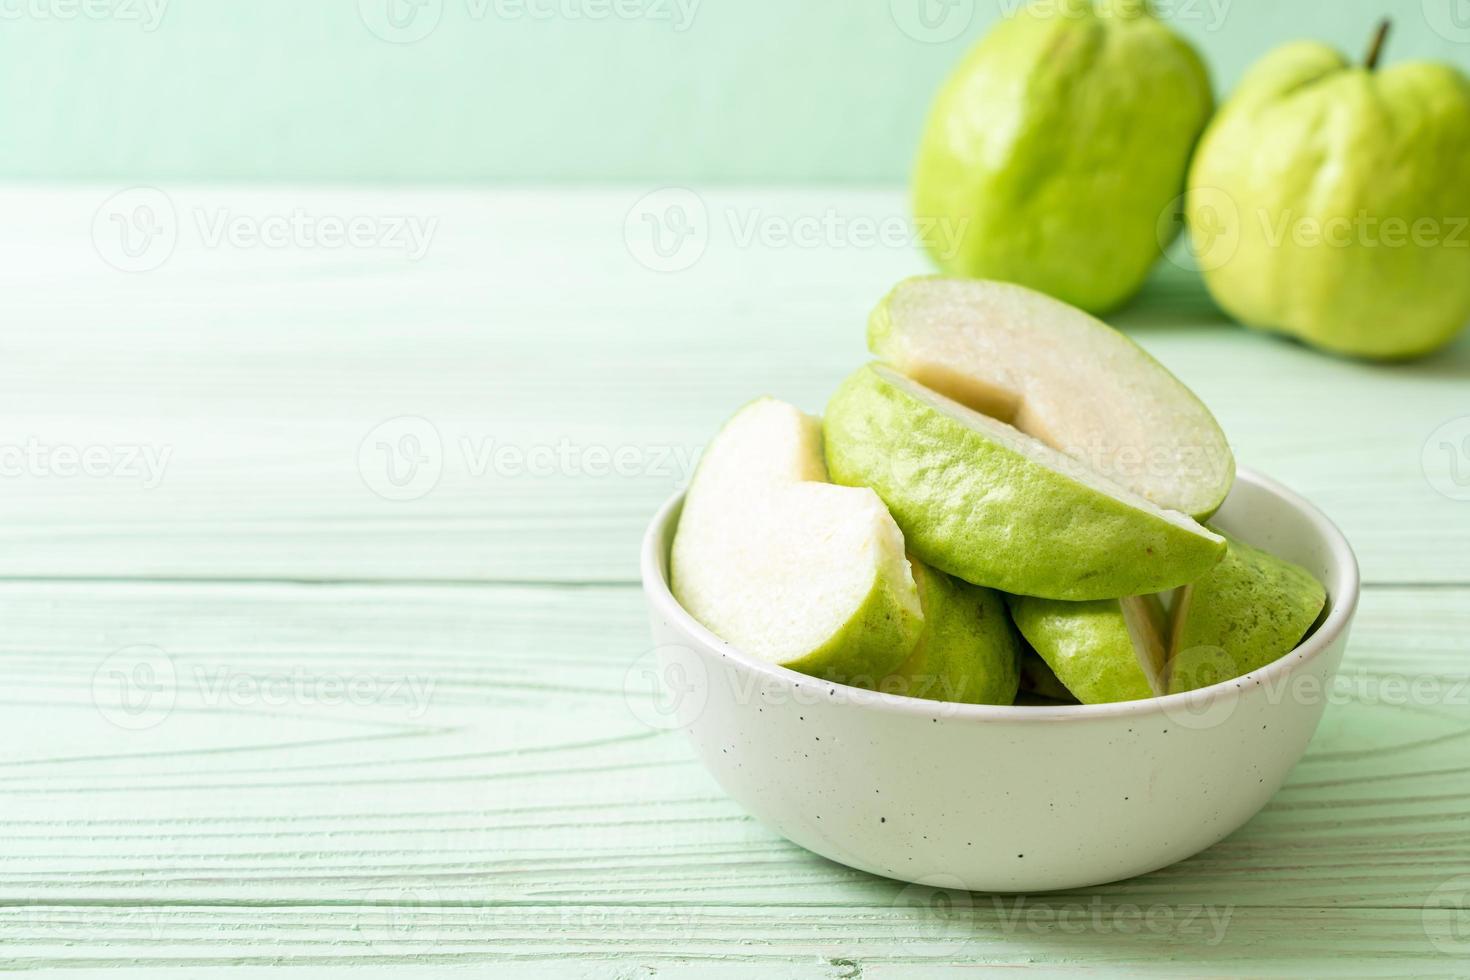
left=1008, top=595, right=1158, bottom=705
left=886, top=559, right=1021, bottom=705
left=1017, top=650, right=1079, bottom=704
left=775, top=574, right=926, bottom=686
left=1188, top=42, right=1470, bottom=359
left=1167, top=532, right=1326, bottom=693
left=822, top=364, right=1226, bottom=601
left=867, top=275, right=1237, bottom=520
left=913, top=0, right=1213, bottom=314
left=670, top=398, right=925, bottom=686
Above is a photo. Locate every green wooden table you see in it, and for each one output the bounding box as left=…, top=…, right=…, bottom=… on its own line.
left=3, top=185, right=1468, bottom=976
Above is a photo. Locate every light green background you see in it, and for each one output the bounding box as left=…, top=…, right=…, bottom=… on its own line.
left=1, top=0, right=1466, bottom=180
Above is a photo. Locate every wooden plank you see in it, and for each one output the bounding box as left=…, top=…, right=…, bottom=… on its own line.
left=1, top=907, right=1465, bottom=976
left=0, top=580, right=1465, bottom=972
left=0, top=186, right=1466, bottom=585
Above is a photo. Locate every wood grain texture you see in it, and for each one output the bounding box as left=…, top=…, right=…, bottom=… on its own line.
left=1, top=186, right=1467, bottom=975
left=0, top=582, right=1466, bottom=972
left=0, top=187, right=1467, bottom=585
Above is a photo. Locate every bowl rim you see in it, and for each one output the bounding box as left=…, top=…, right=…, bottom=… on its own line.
left=640, top=466, right=1360, bottom=722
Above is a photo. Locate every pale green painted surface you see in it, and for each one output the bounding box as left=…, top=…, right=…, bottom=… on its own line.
left=1, top=185, right=1468, bottom=973
left=0, top=0, right=1466, bottom=180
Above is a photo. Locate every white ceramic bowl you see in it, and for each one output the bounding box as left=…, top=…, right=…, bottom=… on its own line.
left=641, top=468, right=1359, bottom=892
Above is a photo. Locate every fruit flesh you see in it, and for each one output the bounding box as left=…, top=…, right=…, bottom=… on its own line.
left=671, top=398, right=924, bottom=683
left=870, top=277, right=1235, bottom=519
left=822, top=364, right=1225, bottom=600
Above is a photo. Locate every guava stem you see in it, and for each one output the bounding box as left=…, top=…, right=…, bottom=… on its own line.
left=1364, top=19, right=1391, bottom=70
